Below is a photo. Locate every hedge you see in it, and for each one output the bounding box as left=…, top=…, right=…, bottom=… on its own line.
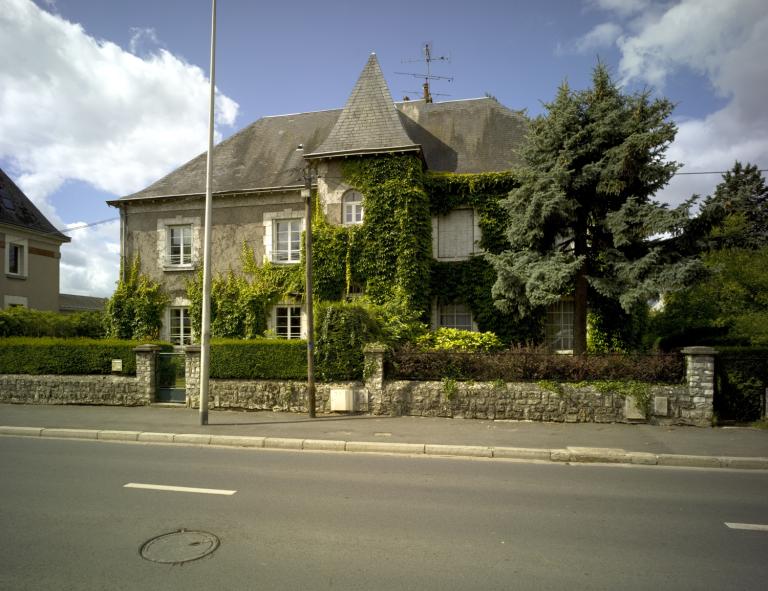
left=0, top=308, right=105, bottom=338
left=210, top=339, right=307, bottom=380
left=315, top=302, right=379, bottom=381
left=389, top=346, right=684, bottom=383
left=0, top=337, right=171, bottom=375
left=714, top=346, right=768, bottom=423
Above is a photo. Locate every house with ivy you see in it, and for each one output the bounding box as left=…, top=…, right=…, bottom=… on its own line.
left=108, top=53, right=561, bottom=348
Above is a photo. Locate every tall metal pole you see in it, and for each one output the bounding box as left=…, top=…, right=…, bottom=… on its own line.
left=199, top=0, right=217, bottom=425
left=302, top=169, right=316, bottom=418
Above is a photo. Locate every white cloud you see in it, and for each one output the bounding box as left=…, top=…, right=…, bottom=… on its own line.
left=583, top=0, right=768, bottom=206
left=128, top=27, right=162, bottom=56
left=575, top=22, right=623, bottom=53
left=59, top=220, right=122, bottom=296
left=0, top=0, right=239, bottom=296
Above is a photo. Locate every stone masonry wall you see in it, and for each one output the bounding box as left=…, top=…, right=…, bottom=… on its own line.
left=369, top=380, right=692, bottom=425
left=186, top=379, right=363, bottom=414
left=0, top=345, right=158, bottom=407
left=0, top=344, right=715, bottom=426
left=0, top=374, right=146, bottom=406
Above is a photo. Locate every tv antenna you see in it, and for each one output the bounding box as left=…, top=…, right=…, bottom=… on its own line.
left=395, top=43, right=453, bottom=103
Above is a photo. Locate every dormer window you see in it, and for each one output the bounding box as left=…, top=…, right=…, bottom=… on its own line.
left=342, top=190, right=364, bottom=225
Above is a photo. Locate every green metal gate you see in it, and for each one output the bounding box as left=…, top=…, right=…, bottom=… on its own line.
left=156, top=352, right=186, bottom=403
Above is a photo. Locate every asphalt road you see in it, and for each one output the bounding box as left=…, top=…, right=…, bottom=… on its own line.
left=1, top=437, right=767, bottom=590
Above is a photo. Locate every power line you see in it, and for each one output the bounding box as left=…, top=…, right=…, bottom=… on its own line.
left=58, top=217, right=119, bottom=234
left=674, top=169, right=768, bottom=176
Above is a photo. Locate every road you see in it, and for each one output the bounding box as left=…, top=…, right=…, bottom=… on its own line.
left=1, top=437, right=766, bottom=590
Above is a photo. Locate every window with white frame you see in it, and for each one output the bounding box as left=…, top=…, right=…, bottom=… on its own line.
left=342, top=190, right=364, bottom=225
left=274, top=219, right=301, bottom=263
left=275, top=305, right=302, bottom=339
left=5, top=235, right=28, bottom=277
left=439, top=302, right=473, bottom=331
left=3, top=295, right=28, bottom=309
left=168, top=225, right=192, bottom=266
left=433, top=209, right=479, bottom=260
left=545, top=299, right=574, bottom=352
left=8, top=242, right=24, bottom=275
left=169, top=307, right=192, bottom=346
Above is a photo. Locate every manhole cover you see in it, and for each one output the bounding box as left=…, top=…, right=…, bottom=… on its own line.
left=140, top=530, right=220, bottom=564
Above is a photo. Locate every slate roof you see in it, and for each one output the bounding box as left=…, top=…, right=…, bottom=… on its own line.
left=305, top=53, right=420, bottom=159
left=117, top=58, right=528, bottom=203
left=0, top=168, right=69, bottom=242
left=59, top=293, right=107, bottom=313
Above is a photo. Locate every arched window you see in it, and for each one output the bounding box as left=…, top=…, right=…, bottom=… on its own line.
left=342, top=190, right=364, bottom=225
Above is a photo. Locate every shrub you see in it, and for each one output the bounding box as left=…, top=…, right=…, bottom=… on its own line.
left=0, top=307, right=105, bottom=338
left=105, top=256, right=168, bottom=340
left=416, top=328, right=503, bottom=353
left=0, top=337, right=171, bottom=375
left=389, top=346, right=684, bottom=383
left=714, top=346, right=768, bottom=423
left=362, top=287, right=427, bottom=345
left=210, top=338, right=307, bottom=380
left=315, top=301, right=380, bottom=381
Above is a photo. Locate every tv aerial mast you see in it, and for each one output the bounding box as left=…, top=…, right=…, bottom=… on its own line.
left=396, top=43, right=453, bottom=103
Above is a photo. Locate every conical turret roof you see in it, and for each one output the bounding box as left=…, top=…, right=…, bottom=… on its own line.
left=305, top=53, right=420, bottom=159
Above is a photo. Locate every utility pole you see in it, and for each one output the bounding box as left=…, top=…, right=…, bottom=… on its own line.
left=199, top=0, right=217, bottom=425
left=302, top=165, right=316, bottom=418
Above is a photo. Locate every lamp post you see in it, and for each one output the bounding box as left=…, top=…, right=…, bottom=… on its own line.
left=302, top=164, right=316, bottom=418
left=199, top=0, right=217, bottom=425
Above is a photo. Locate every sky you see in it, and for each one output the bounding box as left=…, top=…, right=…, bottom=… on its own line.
left=1, top=0, right=767, bottom=296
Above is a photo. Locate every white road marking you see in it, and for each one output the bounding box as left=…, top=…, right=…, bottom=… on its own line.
left=725, top=522, right=768, bottom=531
left=124, top=483, right=236, bottom=495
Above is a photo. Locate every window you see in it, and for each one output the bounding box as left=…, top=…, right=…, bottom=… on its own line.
left=4, top=236, right=27, bottom=277
left=274, top=219, right=301, bottom=263
left=275, top=305, right=302, bottom=339
left=433, top=209, right=479, bottom=260
left=546, top=299, right=574, bottom=353
left=439, top=303, right=473, bottom=331
left=168, top=225, right=192, bottom=266
left=8, top=243, right=24, bottom=275
left=342, top=190, right=364, bottom=225
left=3, top=295, right=27, bottom=309
left=170, top=307, right=192, bottom=346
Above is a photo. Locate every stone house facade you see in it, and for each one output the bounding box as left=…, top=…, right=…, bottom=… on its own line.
left=108, top=54, right=568, bottom=347
left=0, top=168, right=70, bottom=311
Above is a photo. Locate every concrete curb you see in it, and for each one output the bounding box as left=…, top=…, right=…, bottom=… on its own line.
left=2, top=425, right=767, bottom=470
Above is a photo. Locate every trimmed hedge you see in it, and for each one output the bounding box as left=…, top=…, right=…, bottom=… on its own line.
left=714, top=346, right=768, bottom=423
left=0, top=337, right=171, bottom=375
left=0, top=307, right=105, bottom=338
left=389, top=346, right=684, bottom=383
left=210, top=339, right=307, bottom=380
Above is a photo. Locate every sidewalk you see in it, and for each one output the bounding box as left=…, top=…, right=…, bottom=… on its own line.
left=2, top=403, right=767, bottom=468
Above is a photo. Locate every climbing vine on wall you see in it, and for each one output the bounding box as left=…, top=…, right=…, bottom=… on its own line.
left=186, top=243, right=303, bottom=339
left=341, top=155, right=432, bottom=315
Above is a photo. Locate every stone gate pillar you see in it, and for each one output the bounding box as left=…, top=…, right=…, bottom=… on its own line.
left=682, top=346, right=717, bottom=427
left=184, top=345, right=201, bottom=409
left=133, top=344, right=160, bottom=404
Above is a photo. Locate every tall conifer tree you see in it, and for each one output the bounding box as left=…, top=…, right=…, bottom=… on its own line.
left=490, top=64, right=700, bottom=353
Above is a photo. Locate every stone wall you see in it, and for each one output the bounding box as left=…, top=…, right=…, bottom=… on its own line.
left=0, top=345, right=158, bottom=406
left=0, top=374, right=145, bottom=405
left=186, top=379, right=366, bottom=414
left=369, top=380, right=694, bottom=425
left=0, top=343, right=717, bottom=427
